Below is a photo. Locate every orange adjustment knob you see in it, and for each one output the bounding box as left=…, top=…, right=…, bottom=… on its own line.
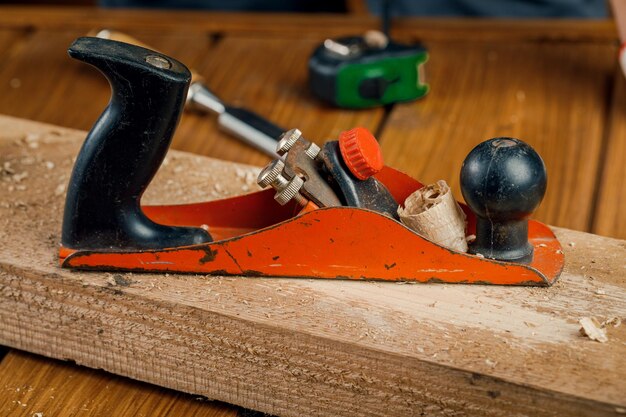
left=338, top=127, right=384, bottom=180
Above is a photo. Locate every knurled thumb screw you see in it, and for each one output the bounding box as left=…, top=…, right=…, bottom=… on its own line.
left=257, top=159, right=308, bottom=206
left=305, top=142, right=321, bottom=160
left=275, top=176, right=307, bottom=206
left=257, top=159, right=286, bottom=188
left=276, top=128, right=302, bottom=156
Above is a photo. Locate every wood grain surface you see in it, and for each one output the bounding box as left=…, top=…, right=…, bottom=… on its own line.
left=0, top=6, right=617, bottom=41
left=611, top=0, right=626, bottom=42
left=0, top=28, right=214, bottom=132
left=379, top=40, right=616, bottom=232
left=0, top=350, right=238, bottom=417
left=0, top=29, right=27, bottom=57
left=0, top=116, right=625, bottom=417
left=594, top=70, right=626, bottom=238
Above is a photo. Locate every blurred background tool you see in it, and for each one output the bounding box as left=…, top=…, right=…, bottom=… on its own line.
left=308, top=0, right=429, bottom=108
left=611, top=0, right=626, bottom=77
left=95, top=29, right=285, bottom=158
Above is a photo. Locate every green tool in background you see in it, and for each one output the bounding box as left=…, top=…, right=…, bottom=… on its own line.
left=308, top=0, right=429, bottom=109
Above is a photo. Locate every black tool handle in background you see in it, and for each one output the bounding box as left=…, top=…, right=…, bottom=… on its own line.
left=186, top=83, right=284, bottom=158
left=219, top=106, right=285, bottom=157
left=62, top=37, right=211, bottom=250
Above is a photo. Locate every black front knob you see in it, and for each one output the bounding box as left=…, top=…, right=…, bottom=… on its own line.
left=460, top=138, right=547, bottom=263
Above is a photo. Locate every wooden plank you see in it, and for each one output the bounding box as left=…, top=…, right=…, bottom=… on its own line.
left=379, top=41, right=616, bottom=233
left=0, top=28, right=29, bottom=356
left=0, top=6, right=617, bottom=42
left=0, top=350, right=240, bottom=417
left=174, top=35, right=384, bottom=166
left=1, top=115, right=624, bottom=417
left=593, top=70, right=626, bottom=239
left=0, top=27, right=32, bottom=366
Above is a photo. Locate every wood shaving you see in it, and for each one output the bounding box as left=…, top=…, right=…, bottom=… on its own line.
left=397, top=180, right=468, bottom=252
left=579, top=317, right=608, bottom=343
left=602, top=317, right=622, bottom=328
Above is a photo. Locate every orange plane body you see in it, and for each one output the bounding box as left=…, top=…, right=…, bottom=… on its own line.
left=60, top=166, right=564, bottom=286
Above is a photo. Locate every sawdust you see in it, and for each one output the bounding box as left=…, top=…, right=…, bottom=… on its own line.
left=24, top=133, right=41, bottom=149
left=144, top=152, right=261, bottom=204
left=2, top=160, right=31, bottom=195
left=54, top=184, right=66, bottom=196
left=484, top=359, right=497, bottom=367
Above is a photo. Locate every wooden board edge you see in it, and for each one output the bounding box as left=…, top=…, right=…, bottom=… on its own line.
left=0, top=263, right=622, bottom=417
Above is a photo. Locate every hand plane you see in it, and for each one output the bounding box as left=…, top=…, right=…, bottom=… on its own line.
left=60, top=37, right=564, bottom=286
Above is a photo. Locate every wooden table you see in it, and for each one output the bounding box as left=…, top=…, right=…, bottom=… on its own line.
left=0, top=6, right=624, bottom=417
